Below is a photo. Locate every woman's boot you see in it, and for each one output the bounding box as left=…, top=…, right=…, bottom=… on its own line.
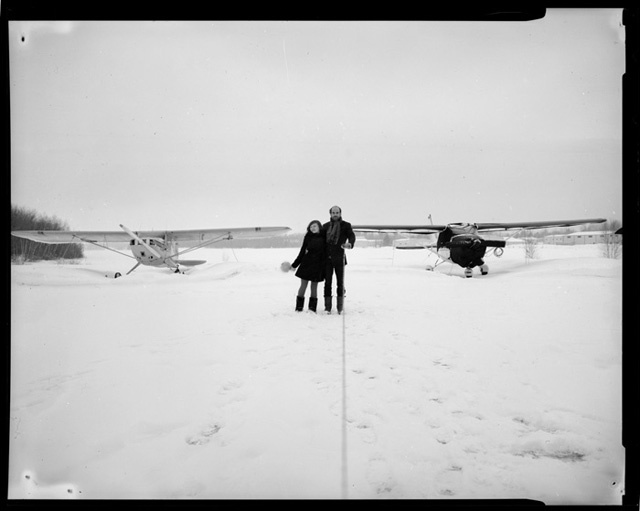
left=308, top=297, right=318, bottom=313
left=324, top=296, right=332, bottom=313
left=295, top=296, right=305, bottom=312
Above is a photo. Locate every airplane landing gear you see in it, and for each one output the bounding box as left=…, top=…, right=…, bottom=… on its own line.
left=126, top=262, right=142, bottom=275
left=426, top=259, right=444, bottom=272
left=464, top=268, right=473, bottom=278
left=480, top=264, right=489, bottom=275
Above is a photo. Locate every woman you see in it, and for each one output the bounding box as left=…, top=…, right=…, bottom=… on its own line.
left=291, top=220, right=326, bottom=312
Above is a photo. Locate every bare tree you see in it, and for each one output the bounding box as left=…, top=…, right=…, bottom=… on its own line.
left=601, top=219, right=622, bottom=259
left=523, top=229, right=539, bottom=261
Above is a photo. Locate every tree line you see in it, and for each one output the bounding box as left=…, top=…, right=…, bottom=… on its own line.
left=512, top=220, right=622, bottom=239
left=11, top=204, right=84, bottom=262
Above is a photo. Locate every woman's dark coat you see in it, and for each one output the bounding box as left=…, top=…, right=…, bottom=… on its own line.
left=291, top=232, right=326, bottom=282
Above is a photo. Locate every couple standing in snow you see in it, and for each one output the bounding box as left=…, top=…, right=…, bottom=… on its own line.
left=290, top=205, right=356, bottom=314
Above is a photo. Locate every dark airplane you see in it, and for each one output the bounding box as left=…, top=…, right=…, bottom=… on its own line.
left=352, top=218, right=606, bottom=277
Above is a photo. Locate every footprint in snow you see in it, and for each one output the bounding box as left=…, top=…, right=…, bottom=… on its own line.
left=351, top=419, right=377, bottom=444
left=311, top=376, right=330, bottom=392
left=185, top=423, right=222, bottom=445
left=514, top=449, right=586, bottom=462
left=348, top=406, right=381, bottom=445
left=170, top=479, right=206, bottom=498
left=365, top=456, right=397, bottom=496
left=509, top=415, right=587, bottom=461
left=434, top=463, right=464, bottom=497
left=219, top=379, right=243, bottom=395
left=512, top=415, right=560, bottom=434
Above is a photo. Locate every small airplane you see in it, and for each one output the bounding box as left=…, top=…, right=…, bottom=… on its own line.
left=11, top=224, right=291, bottom=277
left=352, top=218, right=607, bottom=277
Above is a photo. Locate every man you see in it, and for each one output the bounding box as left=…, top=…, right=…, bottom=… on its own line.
left=322, top=205, right=356, bottom=314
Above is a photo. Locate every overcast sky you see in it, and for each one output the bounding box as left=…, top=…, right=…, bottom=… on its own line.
left=9, top=11, right=624, bottom=233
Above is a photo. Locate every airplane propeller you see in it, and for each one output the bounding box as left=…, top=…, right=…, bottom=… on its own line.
left=119, top=224, right=163, bottom=260
left=119, top=224, right=171, bottom=274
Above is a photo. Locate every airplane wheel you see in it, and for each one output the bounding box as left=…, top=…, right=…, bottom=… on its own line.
left=464, top=268, right=473, bottom=278
left=425, top=265, right=434, bottom=271
left=114, top=272, right=122, bottom=279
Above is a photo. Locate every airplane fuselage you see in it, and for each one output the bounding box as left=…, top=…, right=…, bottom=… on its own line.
left=129, top=237, right=178, bottom=268
left=433, top=224, right=505, bottom=270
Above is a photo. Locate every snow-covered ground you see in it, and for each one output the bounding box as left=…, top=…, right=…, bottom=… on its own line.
left=9, top=243, right=624, bottom=502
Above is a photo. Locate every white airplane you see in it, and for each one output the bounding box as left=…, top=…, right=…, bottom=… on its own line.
left=11, top=224, right=291, bottom=277
left=353, top=218, right=606, bottom=277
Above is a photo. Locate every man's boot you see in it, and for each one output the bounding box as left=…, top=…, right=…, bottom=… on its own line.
left=324, top=296, right=332, bottom=313
left=308, top=297, right=318, bottom=313
left=337, top=296, right=344, bottom=314
left=295, top=296, right=304, bottom=312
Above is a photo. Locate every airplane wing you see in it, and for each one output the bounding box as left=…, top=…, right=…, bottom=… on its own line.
left=352, top=225, right=447, bottom=234
left=352, top=219, right=606, bottom=234
left=11, top=230, right=131, bottom=244
left=474, top=219, right=606, bottom=232
left=394, top=239, right=437, bottom=250
left=163, top=226, right=291, bottom=242
left=11, top=226, right=291, bottom=244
